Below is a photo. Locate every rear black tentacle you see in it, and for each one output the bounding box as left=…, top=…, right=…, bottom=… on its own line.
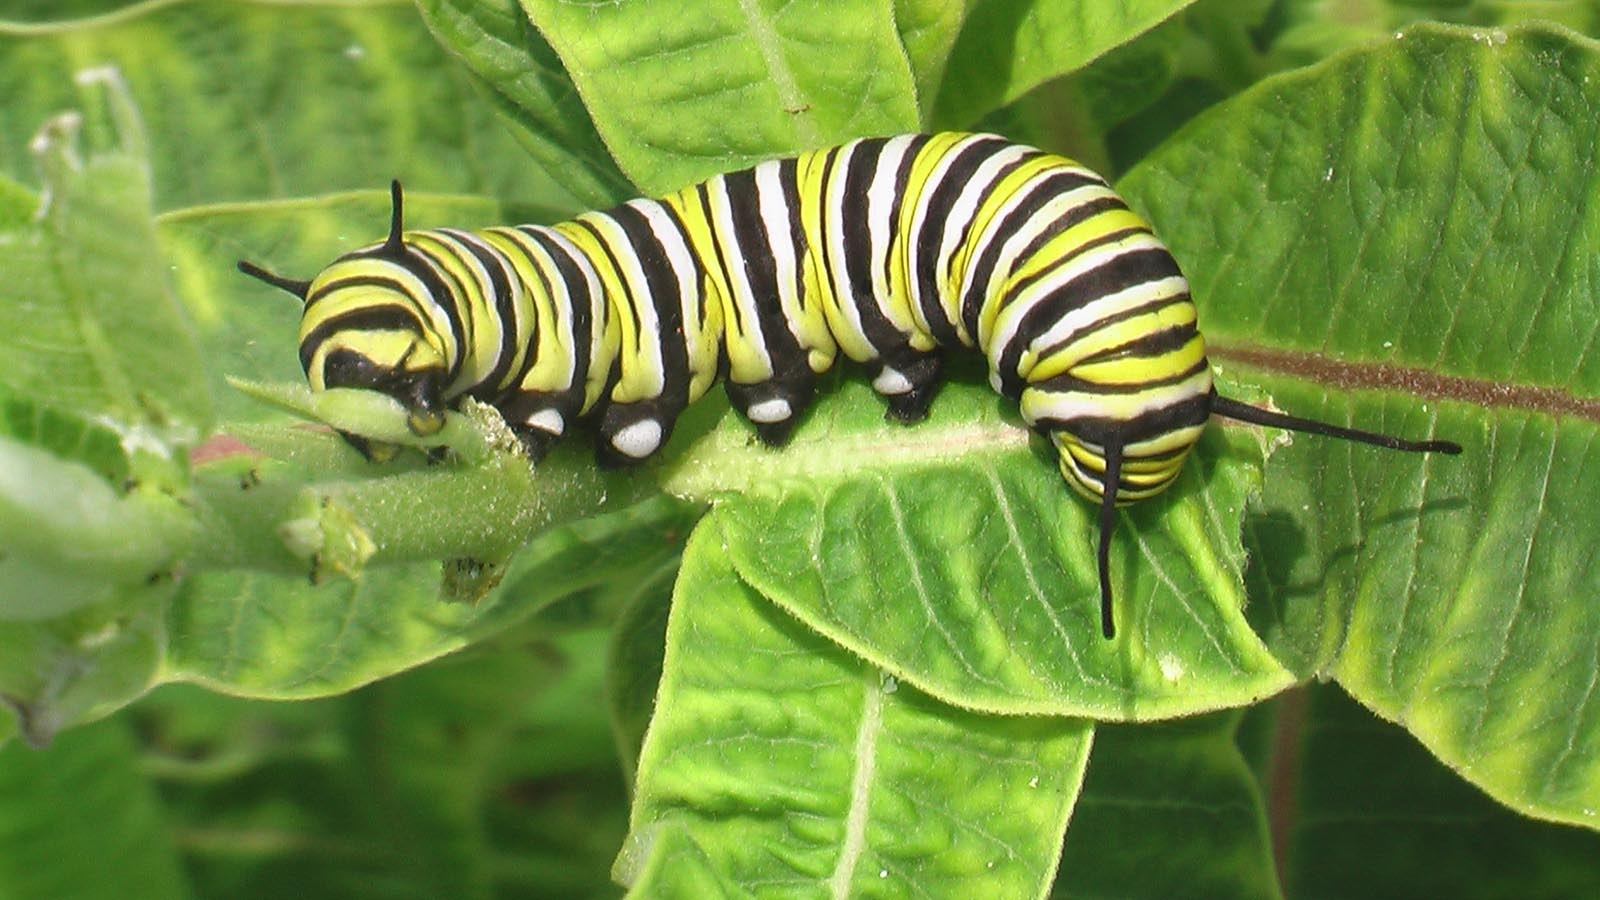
left=1211, top=392, right=1461, bottom=454
left=1097, top=439, right=1125, bottom=640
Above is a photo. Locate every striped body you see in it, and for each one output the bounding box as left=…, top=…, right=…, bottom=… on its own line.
left=297, top=132, right=1214, bottom=503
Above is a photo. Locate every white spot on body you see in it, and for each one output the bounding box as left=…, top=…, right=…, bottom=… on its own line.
left=611, top=419, right=662, bottom=459
left=526, top=408, right=565, bottom=435
left=873, top=367, right=913, bottom=395
left=746, top=397, right=792, bottom=423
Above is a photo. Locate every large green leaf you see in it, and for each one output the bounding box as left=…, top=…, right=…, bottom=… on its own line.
left=1122, top=22, right=1600, bottom=829
left=1283, top=684, right=1600, bottom=898
left=0, top=70, right=198, bottom=625
left=413, top=0, right=634, bottom=208
left=932, top=0, right=1196, bottom=130
left=1053, top=712, right=1278, bottom=898
left=656, top=376, right=1293, bottom=720
left=518, top=0, right=922, bottom=194
left=621, top=523, right=1091, bottom=897
left=0, top=68, right=206, bottom=433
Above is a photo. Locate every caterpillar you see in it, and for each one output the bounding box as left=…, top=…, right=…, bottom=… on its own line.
left=239, top=132, right=1460, bottom=639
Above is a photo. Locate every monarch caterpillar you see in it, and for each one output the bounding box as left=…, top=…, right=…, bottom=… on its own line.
left=239, top=132, right=1461, bottom=639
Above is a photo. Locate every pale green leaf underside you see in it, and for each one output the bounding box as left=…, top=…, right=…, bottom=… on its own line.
left=1124, top=23, right=1600, bottom=828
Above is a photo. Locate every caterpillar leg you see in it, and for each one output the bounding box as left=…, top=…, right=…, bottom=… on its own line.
left=497, top=391, right=584, bottom=462
left=595, top=399, right=682, bottom=468
left=874, top=351, right=945, bottom=423
left=725, top=370, right=818, bottom=446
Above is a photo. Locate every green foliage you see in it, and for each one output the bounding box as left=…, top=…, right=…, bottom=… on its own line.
left=0, top=1, right=1597, bottom=898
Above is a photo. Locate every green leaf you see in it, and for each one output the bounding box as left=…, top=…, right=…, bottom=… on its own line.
left=1054, top=712, right=1278, bottom=898
left=133, top=630, right=631, bottom=900
left=932, top=0, right=1196, bottom=130
left=624, top=523, right=1091, bottom=896
left=518, top=0, right=922, bottom=194
left=0, top=718, right=189, bottom=899
left=1284, top=684, right=1600, bottom=898
left=0, top=437, right=191, bottom=619
left=0, top=67, right=208, bottom=436
left=0, top=1, right=551, bottom=210
left=0, top=593, right=167, bottom=748
left=660, top=375, right=1294, bottom=720
left=414, top=0, right=634, bottom=208
left=892, top=0, right=975, bottom=112
left=1122, top=22, right=1600, bottom=829
left=605, top=568, right=677, bottom=780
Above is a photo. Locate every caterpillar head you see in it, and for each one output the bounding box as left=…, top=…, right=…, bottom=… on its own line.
left=238, top=182, right=448, bottom=439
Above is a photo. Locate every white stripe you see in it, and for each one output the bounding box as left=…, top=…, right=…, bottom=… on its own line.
left=431, top=230, right=508, bottom=397
left=971, top=182, right=1119, bottom=322
left=900, top=138, right=961, bottom=340
left=582, top=209, right=665, bottom=397
left=1027, top=275, right=1190, bottom=359
left=985, top=233, right=1169, bottom=376
left=935, top=142, right=1032, bottom=344
left=864, top=135, right=917, bottom=333
left=753, top=160, right=805, bottom=343
left=824, top=140, right=871, bottom=356
left=631, top=198, right=704, bottom=364
left=708, top=175, right=773, bottom=382
left=1019, top=369, right=1213, bottom=427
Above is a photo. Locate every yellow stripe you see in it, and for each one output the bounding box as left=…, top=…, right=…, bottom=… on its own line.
left=1069, top=333, right=1208, bottom=386
left=479, top=228, right=570, bottom=394
left=557, top=215, right=661, bottom=405
left=1005, top=207, right=1149, bottom=286
left=1028, top=303, right=1198, bottom=383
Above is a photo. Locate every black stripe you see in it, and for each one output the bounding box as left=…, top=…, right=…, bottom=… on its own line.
left=1032, top=353, right=1208, bottom=396
left=441, top=229, right=523, bottom=395
left=958, top=167, right=1108, bottom=340
left=911, top=135, right=1016, bottom=346
left=610, top=202, right=692, bottom=407
left=834, top=138, right=910, bottom=359
left=515, top=226, right=595, bottom=396
left=298, top=302, right=421, bottom=373
left=355, top=245, right=469, bottom=382
left=993, top=246, right=1184, bottom=396
left=663, top=200, right=716, bottom=344
left=697, top=180, right=746, bottom=338
left=572, top=216, right=644, bottom=363
left=1077, top=322, right=1202, bottom=368
left=1001, top=225, right=1157, bottom=309
left=722, top=167, right=805, bottom=375
left=1033, top=392, right=1213, bottom=445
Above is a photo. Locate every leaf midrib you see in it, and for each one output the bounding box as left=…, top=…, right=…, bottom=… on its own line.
left=1212, top=341, right=1600, bottom=420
